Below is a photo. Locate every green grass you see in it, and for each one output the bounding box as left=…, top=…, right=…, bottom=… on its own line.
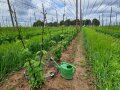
left=83, top=27, right=120, bottom=90
left=95, top=26, right=120, bottom=38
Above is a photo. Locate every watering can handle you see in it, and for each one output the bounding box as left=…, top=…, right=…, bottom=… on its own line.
left=50, top=57, right=60, bottom=68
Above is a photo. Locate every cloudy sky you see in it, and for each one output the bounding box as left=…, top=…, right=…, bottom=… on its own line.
left=0, top=0, right=120, bottom=26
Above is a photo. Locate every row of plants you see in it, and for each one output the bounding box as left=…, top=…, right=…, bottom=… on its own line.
left=95, top=26, right=120, bottom=38
left=0, top=27, right=76, bottom=87
left=0, top=29, right=60, bottom=80
left=0, top=27, right=60, bottom=45
left=83, top=27, right=120, bottom=90
left=24, top=27, right=77, bottom=88
left=0, top=27, right=41, bottom=45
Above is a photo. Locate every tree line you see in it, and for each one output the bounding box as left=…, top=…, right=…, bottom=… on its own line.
left=33, top=18, right=100, bottom=27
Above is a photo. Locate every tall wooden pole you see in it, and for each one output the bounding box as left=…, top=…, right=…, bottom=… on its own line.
left=80, top=0, right=82, bottom=30
left=30, top=16, right=32, bottom=27
left=52, top=17, right=53, bottom=27
left=116, top=13, right=117, bottom=26
left=13, top=7, right=26, bottom=49
left=2, top=16, right=5, bottom=27
left=63, top=0, right=66, bottom=25
left=99, top=15, right=101, bottom=26
left=106, top=18, right=107, bottom=26
left=76, top=0, right=78, bottom=32
left=6, top=17, right=8, bottom=27
left=7, top=0, right=15, bottom=30
left=34, top=12, right=36, bottom=22
left=42, top=3, right=47, bottom=28
left=109, top=7, right=112, bottom=26
left=102, top=13, right=103, bottom=26
left=56, top=10, right=58, bottom=26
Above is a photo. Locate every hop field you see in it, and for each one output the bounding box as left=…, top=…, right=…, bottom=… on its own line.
left=0, top=27, right=77, bottom=81
left=0, top=26, right=120, bottom=90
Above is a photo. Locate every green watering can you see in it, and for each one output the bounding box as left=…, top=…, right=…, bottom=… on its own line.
left=50, top=57, right=75, bottom=80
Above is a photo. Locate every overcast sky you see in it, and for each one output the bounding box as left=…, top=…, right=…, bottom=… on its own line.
left=0, top=0, right=120, bottom=26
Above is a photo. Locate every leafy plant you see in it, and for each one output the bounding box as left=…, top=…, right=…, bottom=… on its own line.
left=49, top=40, right=56, bottom=46
left=24, top=59, right=45, bottom=88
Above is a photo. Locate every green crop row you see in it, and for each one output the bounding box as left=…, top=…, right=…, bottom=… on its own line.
left=83, top=27, right=120, bottom=90
left=0, top=26, right=76, bottom=81
left=0, top=27, right=63, bottom=45
left=95, top=26, right=120, bottom=38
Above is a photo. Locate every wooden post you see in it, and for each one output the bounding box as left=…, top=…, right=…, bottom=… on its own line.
left=63, top=2, right=65, bottom=24
left=52, top=17, right=53, bottom=27
left=80, top=0, right=82, bottom=30
left=42, top=3, right=47, bottom=28
left=30, top=16, right=31, bottom=27
left=99, top=15, right=101, bottom=26
left=13, top=7, right=26, bottom=49
left=7, top=0, right=15, bottom=31
left=109, top=7, right=112, bottom=26
left=106, top=18, right=107, bottom=26
left=2, top=16, right=5, bottom=27
left=116, top=13, right=117, bottom=26
left=102, top=13, right=104, bottom=26
left=76, top=0, right=78, bottom=32
left=56, top=10, right=58, bottom=26
left=34, top=12, right=36, bottom=22
left=6, top=17, right=8, bottom=27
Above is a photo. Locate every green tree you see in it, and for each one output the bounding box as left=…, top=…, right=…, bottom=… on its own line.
left=33, top=20, right=44, bottom=27
left=53, top=22, right=58, bottom=26
left=92, top=18, right=100, bottom=26
left=47, top=22, right=53, bottom=27
left=60, top=20, right=64, bottom=26
left=85, top=19, right=91, bottom=26
left=70, top=20, right=76, bottom=26
left=65, top=19, right=71, bottom=26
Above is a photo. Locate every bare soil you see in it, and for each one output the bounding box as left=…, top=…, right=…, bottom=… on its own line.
left=1, top=69, right=30, bottom=90
left=0, top=33, right=96, bottom=90
left=41, top=33, right=96, bottom=90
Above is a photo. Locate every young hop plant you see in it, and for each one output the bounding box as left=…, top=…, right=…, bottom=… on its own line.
left=24, top=49, right=47, bottom=88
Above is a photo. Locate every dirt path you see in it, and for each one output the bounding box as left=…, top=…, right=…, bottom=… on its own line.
left=41, top=33, right=96, bottom=90
left=1, top=32, right=96, bottom=90
left=1, top=69, right=30, bottom=90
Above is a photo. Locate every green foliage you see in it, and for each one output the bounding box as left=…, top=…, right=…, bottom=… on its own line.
left=33, top=20, right=44, bottom=27
left=60, top=34, right=64, bottom=40
left=92, top=18, right=100, bottom=26
left=49, top=40, right=56, bottom=46
left=0, top=26, right=76, bottom=81
left=36, top=50, right=47, bottom=56
left=0, top=27, right=42, bottom=45
left=85, top=19, right=91, bottom=26
left=60, top=20, right=64, bottom=26
left=96, top=26, right=120, bottom=38
left=65, top=19, right=71, bottom=26
left=83, top=27, right=120, bottom=90
left=24, top=59, right=45, bottom=88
